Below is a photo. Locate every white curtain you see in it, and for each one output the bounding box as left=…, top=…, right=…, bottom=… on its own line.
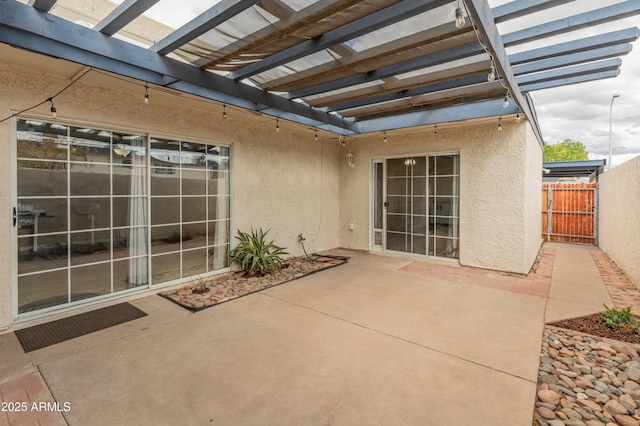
left=445, top=156, right=459, bottom=258
left=212, top=158, right=229, bottom=270
left=127, top=137, right=148, bottom=287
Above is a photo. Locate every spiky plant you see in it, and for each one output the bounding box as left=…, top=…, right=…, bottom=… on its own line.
left=228, top=228, right=288, bottom=276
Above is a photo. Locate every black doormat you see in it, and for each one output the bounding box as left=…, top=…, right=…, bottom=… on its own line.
left=14, top=303, right=147, bottom=353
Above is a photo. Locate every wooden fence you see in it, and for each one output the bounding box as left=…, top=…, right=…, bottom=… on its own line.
left=541, top=182, right=597, bottom=244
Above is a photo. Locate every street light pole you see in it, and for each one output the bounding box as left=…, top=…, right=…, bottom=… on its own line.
left=609, top=94, right=620, bottom=171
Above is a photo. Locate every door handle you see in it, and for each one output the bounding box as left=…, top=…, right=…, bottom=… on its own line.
left=384, top=200, right=389, bottom=208
left=13, top=207, right=17, bottom=227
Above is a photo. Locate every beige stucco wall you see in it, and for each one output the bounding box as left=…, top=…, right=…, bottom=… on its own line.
left=0, top=61, right=340, bottom=328
left=599, top=156, right=640, bottom=286
left=339, top=120, right=542, bottom=274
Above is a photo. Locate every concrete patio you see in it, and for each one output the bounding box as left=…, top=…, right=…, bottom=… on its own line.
left=0, top=242, right=633, bottom=425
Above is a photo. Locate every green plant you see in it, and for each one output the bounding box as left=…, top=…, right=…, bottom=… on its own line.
left=228, top=228, right=288, bottom=276
left=601, top=304, right=640, bottom=334
left=192, top=275, right=210, bottom=294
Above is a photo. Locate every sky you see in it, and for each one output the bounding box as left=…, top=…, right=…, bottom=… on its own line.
left=489, top=0, right=640, bottom=169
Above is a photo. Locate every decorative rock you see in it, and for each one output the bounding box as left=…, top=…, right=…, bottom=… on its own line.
left=578, top=399, right=604, bottom=412
left=548, top=420, right=566, bottom=426
left=629, top=366, right=640, bottom=381
left=585, top=420, right=606, bottom=426
left=538, top=406, right=556, bottom=419
left=615, top=414, right=640, bottom=426
left=604, top=399, right=629, bottom=416
left=564, top=419, right=587, bottom=426
left=539, top=389, right=562, bottom=405
left=561, top=407, right=583, bottom=419
left=625, top=381, right=640, bottom=391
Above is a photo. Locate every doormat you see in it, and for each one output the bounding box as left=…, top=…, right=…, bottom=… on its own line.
left=160, top=255, right=348, bottom=312
left=14, top=302, right=147, bottom=353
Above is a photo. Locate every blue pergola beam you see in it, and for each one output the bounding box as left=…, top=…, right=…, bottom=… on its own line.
left=328, top=74, right=489, bottom=111
left=27, top=0, right=57, bottom=13
left=229, top=0, right=451, bottom=81
left=516, top=58, right=621, bottom=86
left=513, top=44, right=632, bottom=76
left=94, top=0, right=161, bottom=36
left=151, top=0, right=261, bottom=55
left=492, top=0, right=576, bottom=23
left=509, top=28, right=640, bottom=66
left=0, top=1, right=357, bottom=133
left=503, top=1, right=640, bottom=48
left=520, top=69, right=620, bottom=92
left=287, top=42, right=483, bottom=100
left=356, top=98, right=518, bottom=133
left=465, top=0, right=542, bottom=146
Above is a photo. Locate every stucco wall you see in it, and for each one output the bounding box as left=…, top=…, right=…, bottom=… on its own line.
left=599, top=156, right=640, bottom=286
left=0, top=62, right=340, bottom=328
left=339, top=120, right=542, bottom=274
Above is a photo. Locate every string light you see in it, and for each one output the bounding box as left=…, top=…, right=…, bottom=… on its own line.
left=516, top=112, right=522, bottom=123
left=503, top=94, right=509, bottom=109
left=498, top=116, right=503, bottom=131
left=454, top=1, right=466, bottom=28
left=314, top=128, right=318, bottom=142
left=48, top=98, right=57, bottom=118
left=487, top=64, right=496, bottom=82
left=144, top=83, right=149, bottom=104
left=223, top=104, right=227, bottom=120
left=383, top=131, right=387, bottom=143
left=276, top=118, right=280, bottom=132
left=434, top=124, right=438, bottom=137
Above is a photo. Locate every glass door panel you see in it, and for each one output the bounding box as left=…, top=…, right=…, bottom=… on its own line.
left=385, top=157, right=427, bottom=255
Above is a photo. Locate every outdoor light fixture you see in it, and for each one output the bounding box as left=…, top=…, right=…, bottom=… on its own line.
left=346, top=151, right=355, bottom=168
left=516, top=112, right=522, bottom=123
left=223, top=104, right=227, bottom=120
left=434, top=124, right=438, bottom=137
left=113, top=144, right=131, bottom=157
left=487, top=64, right=496, bottom=82
left=314, top=128, right=318, bottom=142
left=383, top=131, right=387, bottom=143
left=498, top=117, right=503, bottom=131
left=144, top=83, right=149, bottom=104
left=503, top=95, right=509, bottom=108
left=454, top=2, right=466, bottom=28
left=48, top=98, right=57, bottom=118
left=276, top=118, right=280, bottom=132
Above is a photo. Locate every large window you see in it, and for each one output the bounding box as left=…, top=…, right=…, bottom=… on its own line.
left=15, top=119, right=230, bottom=314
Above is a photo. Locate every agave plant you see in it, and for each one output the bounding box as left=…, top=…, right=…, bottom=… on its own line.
left=228, top=228, right=288, bottom=276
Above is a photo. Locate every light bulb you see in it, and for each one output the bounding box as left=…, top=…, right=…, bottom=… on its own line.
left=516, top=112, right=522, bottom=123
left=383, top=131, right=387, bottom=143
left=314, top=129, right=318, bottom=142
left=498, top=118, right=503, bottom=131
left=48, top=99, right=57, bottom=118
left=487, top=65, right=496, bottom=82
left=144, top=84, right=149, bottom=104
left=223, top=105, right=227, bottom=120
left=454, top=8, right=466, bottom=28
left=503, top=96, right=509, bottom=108
left=276, top=119, right=279, bottom=132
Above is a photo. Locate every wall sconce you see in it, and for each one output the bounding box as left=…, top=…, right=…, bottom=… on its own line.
left=113, top=144, right=131, bottom=157
left=346, top=151, right=355, bottom=168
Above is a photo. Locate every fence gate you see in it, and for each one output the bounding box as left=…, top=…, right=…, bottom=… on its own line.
left=541, top=182, right=597, bottom=245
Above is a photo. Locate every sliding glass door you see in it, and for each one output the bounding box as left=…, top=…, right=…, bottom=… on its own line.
left=373, top=154, right=459, bottom=259
left=15, top=119, right=230, bottom=314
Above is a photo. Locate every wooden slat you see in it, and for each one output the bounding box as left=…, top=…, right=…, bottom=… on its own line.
left=541, top=182, right=596, bottom=244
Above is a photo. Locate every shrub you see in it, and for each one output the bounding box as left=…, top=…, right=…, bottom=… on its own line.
left=228, top=228, right=288, bottom=276
left=601, top=304, right=640, bottom=334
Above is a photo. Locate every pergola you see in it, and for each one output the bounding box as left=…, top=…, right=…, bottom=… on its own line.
left=1, top=0, right=639, bottom=142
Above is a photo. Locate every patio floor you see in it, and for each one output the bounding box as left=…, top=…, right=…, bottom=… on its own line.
left=0, top=242, right=636, bottom=425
